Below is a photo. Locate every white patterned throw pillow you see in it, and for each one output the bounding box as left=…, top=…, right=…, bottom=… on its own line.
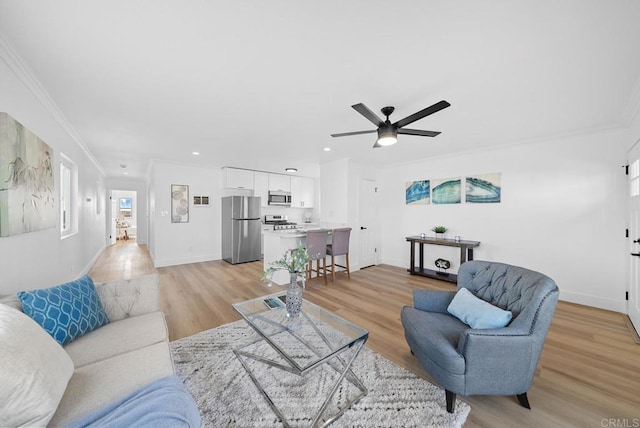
left=0, top=304, right=74, bottom=427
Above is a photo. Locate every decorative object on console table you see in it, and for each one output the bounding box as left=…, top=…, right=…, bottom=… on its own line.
left=263, top=245, right=309, bottom=318
left=0, top=112, right=56, bottom=237
left=434, top=258, right=451, bottom=276
left=171, top=185, right=189, bottom=223
left=431, top=225, right=448, bottom=239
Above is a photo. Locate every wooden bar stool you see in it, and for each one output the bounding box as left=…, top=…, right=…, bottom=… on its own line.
left=326, top=227, right=352, bottom=282
left=305, top=229, right=329, bottom=284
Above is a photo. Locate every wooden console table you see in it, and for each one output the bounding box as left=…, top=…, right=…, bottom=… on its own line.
left=406, top=236, right=481, bottom=284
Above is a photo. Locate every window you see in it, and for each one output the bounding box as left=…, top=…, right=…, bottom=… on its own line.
left=60, top=154, right=77, bottom=238
left=119, top=198, right=132, bottom=218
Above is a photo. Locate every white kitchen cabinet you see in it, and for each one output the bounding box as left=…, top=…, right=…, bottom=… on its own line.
left=254, top=172, right=269, bottom=207
left=290, top=176, right=315, bottom=208
left=222, top=167, right=254, bottom=189
left=268, top=174, right=291, bottom=192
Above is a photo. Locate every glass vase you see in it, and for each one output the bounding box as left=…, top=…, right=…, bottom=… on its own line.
left=285, top=272, right=303, bottom=318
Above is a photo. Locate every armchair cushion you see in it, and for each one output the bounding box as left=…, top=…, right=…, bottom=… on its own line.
left=447, top=287, right=512, bottom=329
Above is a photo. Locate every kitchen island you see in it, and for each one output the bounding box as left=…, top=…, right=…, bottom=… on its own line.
left=263, top=229, right=309, bottom=285
left=263, top=224, right=341, bottom=285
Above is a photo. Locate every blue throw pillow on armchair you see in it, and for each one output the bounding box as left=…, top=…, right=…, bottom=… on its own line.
left=18, top=275, right=109, bottom=346
left=447, top=287, right=512, bottom=329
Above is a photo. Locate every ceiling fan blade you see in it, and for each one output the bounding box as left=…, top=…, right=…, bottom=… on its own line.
left=331, top=130, right=377, bottom=137
left=352, top=103, right=384, bottom=127
left=398, top=128, right=441, bottom=137
left=394, top=100, right=451, bottom=128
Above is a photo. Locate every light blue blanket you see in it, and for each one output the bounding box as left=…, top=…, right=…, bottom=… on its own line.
left=66, top=375, right=201, bottom=428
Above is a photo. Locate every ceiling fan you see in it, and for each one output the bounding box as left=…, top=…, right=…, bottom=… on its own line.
left=331, top=100, right=451, bottom=148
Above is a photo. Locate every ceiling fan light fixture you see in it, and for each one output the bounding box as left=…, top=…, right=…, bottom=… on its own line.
left=377, top=126, right=398, bottom=146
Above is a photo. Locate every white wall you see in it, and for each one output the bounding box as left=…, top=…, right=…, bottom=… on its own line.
left=379, top=128, right=628, bottom=313
left=319, top=159, right=379, bottom=271
left=320, top=159, right=349, bottom=224
left=149, top=161, right=221, bottom=267
left=107, top=178, right=148, bottom=244
left=0, top=44, right=106, bottom=294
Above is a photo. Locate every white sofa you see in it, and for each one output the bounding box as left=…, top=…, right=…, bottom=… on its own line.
left=0, top=273, right=174, bottom=426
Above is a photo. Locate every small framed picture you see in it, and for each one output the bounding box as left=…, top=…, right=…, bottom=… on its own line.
left=192, top=195, right=210, bottom=207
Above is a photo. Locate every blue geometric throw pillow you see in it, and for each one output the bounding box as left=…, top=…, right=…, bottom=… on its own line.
left=17, top=275, right=109, bottom=346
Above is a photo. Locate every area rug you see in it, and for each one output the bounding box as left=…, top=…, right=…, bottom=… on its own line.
left=170, top=320, right=470, bottom=427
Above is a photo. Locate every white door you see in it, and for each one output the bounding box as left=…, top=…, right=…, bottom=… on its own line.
left=359, top=179, right=377, bottom=268
left=109, top=194, right=117, bottom=246
left=627, top=143, right=640, bottom=332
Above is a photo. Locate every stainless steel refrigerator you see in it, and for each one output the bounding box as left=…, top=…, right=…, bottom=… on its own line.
left=222, top=196, right=261, bottom=264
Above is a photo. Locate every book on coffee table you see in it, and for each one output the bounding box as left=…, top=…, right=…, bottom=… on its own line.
left=264, top=297, right=285, bottom=309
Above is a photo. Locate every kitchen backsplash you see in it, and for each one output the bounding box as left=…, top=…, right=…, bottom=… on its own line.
left=260, top=205, right=316, bottom=224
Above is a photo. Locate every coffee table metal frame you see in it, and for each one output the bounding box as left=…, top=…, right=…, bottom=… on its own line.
left=232, top=292, right=369, bottom=428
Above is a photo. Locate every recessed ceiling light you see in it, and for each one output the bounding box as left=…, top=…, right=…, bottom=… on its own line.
left=323, top=147, right=331, bottom=152
left=192, top=151, right=200, bottom=156
left=285, top=168, right=298, bottom=173
left=123, top=172, right=129, bottom=175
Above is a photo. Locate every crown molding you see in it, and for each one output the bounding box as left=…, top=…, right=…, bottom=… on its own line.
left=383, top=123, right=624, bottom=170
left=0, top=33, right=105, bottom=176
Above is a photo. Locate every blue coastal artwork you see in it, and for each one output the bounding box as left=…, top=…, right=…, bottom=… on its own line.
left=431, top=177, right=461, bottom=204
left=466, top=173, right=501, bottom=203
left=405, top=180, right=430, bottom=205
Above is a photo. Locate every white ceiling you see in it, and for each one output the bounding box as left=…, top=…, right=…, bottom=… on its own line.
left=1, top=1, right=639, bottom=178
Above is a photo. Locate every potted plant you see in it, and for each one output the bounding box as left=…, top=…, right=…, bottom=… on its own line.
left=431, top=226, right=448, bottom=239
left=263, top=245, right=309, bottom=318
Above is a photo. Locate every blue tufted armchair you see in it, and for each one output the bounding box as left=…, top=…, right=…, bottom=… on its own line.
left=401, top=260, right=559, bottom=413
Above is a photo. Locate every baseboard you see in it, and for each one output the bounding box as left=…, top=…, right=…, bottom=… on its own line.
left=624, top=315, right=640, bottom=345
left=79, top=244, right=107, bottom=278
left=153, top=253, right=221, bottom=268
left=559, top=290, right=626, bottom=313
left=381, top=257, right=409, bottom=270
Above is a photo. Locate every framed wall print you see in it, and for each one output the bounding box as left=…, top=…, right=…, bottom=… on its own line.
left=171, top=184, right=189, bottom=223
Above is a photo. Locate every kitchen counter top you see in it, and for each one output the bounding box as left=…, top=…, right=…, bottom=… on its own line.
left=262, top=227, right=330, bottom=238
left=263, top=229, right=307, bottom=238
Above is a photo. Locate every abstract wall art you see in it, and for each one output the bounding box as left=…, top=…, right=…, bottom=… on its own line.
left=0, top=113, right=56, bottom=237
left=405, top=180, right=430, bottom=205
left=171, top=184, right=189, bottom=223
left=466, top=173, right=501, bottom=203
left=431, top=177, right=461, bottom=204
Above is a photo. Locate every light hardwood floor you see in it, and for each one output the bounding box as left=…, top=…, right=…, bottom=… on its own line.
left=89, top=242, right=640, bottom=427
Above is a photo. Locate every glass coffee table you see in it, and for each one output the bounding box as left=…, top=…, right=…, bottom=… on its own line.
left=232, top=292, right=369, bottom=427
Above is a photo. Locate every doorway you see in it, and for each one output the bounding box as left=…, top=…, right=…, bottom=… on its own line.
left=109, top=190, right=138, bottom=245
left=359, top=179, right=377, bottom=268
left=627, top=142, right=640, bottom=333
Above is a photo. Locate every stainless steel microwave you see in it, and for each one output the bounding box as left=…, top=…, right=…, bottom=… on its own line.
left=268, top=191, right=291, bottom=206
